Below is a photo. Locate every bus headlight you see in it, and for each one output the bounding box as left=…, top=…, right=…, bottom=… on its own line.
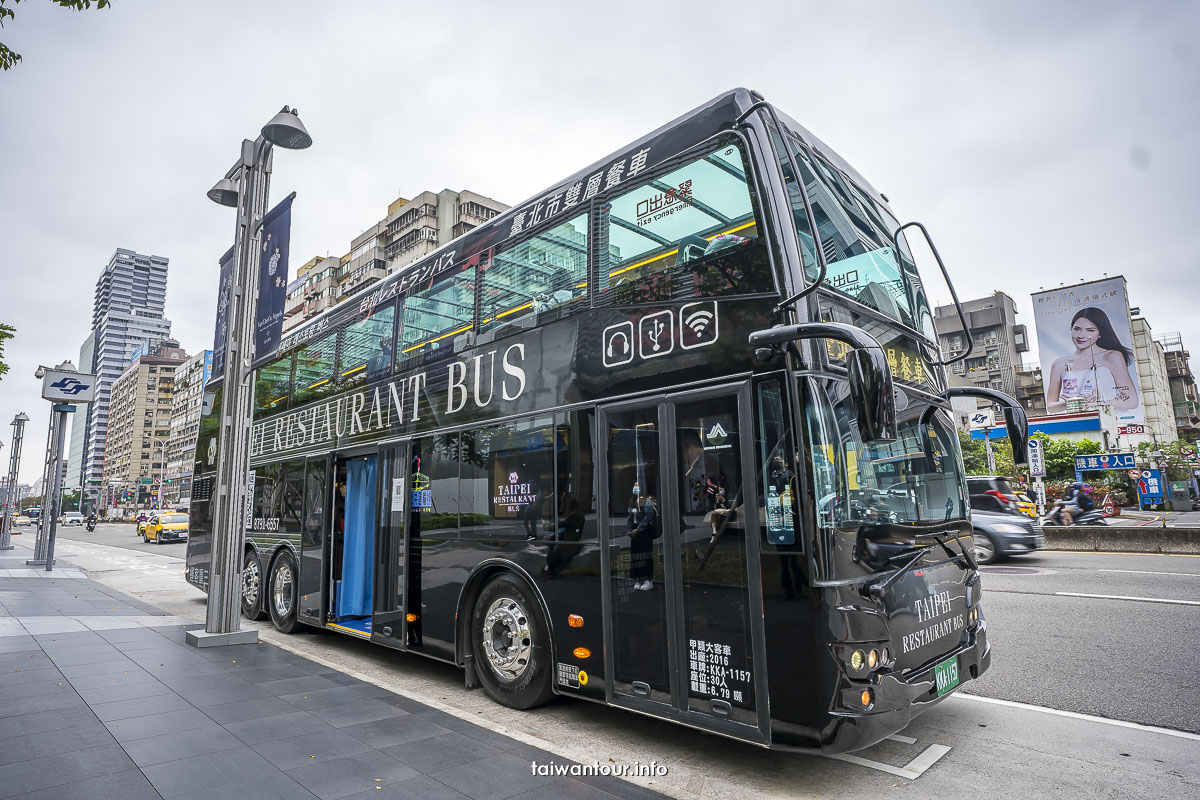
left=867, top=649, right=879, bottom=670
left=850, top=650, right=865, bottom=671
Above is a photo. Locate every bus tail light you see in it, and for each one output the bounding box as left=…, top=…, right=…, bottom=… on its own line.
left=406, top=613, right=419, bottom=622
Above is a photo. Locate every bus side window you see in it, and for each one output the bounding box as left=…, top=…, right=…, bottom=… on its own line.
left=292, top=333, right=337, bottom=407
left=254, top=355, right=293, bottom=420
left=599, top=141, right=771, bottom=305
left=397, top=268, right=476, bottom=364
left=337, top=302, right=396, bottom=391
left=458, top=417, right=556, bottom=541
left=480, top=214, right=588, bottom=336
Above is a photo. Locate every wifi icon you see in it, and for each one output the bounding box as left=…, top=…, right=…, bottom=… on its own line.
left=680, top=302, right=718, bottom=350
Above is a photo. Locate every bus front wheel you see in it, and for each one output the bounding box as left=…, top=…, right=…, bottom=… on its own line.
left=267, top=550, right=301, bottom=634
left=472, top=574, right=554, bottom=710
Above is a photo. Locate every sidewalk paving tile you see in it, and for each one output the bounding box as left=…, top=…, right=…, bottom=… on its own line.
left=9, top=768, right=160, bottom=800
left=430, top=752, right=558, bottom=800
left=285, top=750, right=419, bottom=800
left=249, top=728, right=370, bottom=770
left=226, top=709, right=333, bottom=744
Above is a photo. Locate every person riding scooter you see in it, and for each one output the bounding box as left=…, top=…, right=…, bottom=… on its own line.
left=1064, top=481, right=1093, bottom=523
left=85, top=512, right=97, bottom=532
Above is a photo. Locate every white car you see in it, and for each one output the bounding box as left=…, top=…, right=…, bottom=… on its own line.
left=60, top=512, right=85, bottom=526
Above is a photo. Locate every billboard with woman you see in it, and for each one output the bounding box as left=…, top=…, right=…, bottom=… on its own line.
left=1032, top=277, right=1143, bottom=424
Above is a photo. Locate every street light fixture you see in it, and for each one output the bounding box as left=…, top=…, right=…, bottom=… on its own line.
left=189, top=105, right=311, bottom=649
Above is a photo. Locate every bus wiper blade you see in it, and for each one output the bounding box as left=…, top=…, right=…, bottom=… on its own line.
left=868, top=547, right=929, bottom=601
left=933, top=533, right=977, bottom=572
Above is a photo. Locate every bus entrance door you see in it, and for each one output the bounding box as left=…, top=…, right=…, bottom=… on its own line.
left=599, top=384, right=769, bottom=745
left=372, top=442, right=410, bottom=650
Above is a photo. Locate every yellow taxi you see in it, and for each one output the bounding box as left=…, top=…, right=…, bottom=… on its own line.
left=13, top=515, right=32, bottom=527
left=142, top=512, right=189, bottom=544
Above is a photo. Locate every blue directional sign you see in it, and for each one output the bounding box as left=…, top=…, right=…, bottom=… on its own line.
left=1136, top=469, right=1164, bottom=506
left=1074, top=452, right=1136, bottom=472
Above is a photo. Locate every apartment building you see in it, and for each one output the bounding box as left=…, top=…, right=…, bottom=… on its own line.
left=102, top=340, right=188, bottom=512
left=164, top=350, right=212, bottom=506
left=933, top=291, right=1029, bottom=402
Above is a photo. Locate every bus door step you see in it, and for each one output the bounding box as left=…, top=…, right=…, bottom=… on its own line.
left=632, top=681, right=651, bottom=697
left=709, top=699, right=732, bottom=717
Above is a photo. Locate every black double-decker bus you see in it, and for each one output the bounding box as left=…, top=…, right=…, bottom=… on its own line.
left=186, top=89, right=1027, bottom=753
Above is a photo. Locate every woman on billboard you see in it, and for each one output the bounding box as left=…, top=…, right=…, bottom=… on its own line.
left=1046, top=307, right=1138, bottom=413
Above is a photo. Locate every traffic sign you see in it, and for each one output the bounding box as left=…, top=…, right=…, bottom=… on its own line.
left=968, top=410, right=995, bottom=430
left=1128, top=469, right=1141, bottom=479
left=1027, top=439, right=1046, bottom=478
left=1102, top=494, right=1115, bottom=516
left=1074, top=452, right=1136, bottom=471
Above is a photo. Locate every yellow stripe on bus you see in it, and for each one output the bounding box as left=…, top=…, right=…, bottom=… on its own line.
left=327, top=623, right=371, bottom=639
left=402, top=323, right=474, bottom=354
left=607, top=220, right=758, bottom=278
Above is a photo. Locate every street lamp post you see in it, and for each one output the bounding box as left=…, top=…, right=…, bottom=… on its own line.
left=186, top=107, right=311, bottom=649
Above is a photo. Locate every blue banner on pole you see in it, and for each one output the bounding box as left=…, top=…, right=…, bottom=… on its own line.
left=252, top=194, right=294, bottom=369
left=209, top=246, right=235, bottom=387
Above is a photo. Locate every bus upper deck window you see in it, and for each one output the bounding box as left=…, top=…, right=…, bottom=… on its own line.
left=600, top=142, right=772, bottom=305
left=481, top=214, right=588, bottom=334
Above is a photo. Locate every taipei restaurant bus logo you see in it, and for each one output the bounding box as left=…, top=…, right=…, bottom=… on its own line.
left=901, top=590, right=965, bottom=654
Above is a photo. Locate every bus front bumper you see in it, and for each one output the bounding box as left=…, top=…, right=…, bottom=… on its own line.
left=819, top=621, right=990, bottom=754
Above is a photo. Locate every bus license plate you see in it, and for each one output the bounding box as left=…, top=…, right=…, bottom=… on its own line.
left=934, top=656, right=960, bottom=696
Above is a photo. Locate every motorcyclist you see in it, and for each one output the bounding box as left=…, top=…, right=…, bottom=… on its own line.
left=1063, top=482, right=1093, bottom=524
left=85, top=512, right=97, bottom=532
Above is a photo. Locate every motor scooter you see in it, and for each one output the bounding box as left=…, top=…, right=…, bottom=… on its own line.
left=1041, top=500, right=1107, bottom=526
left=85, top=515, right=97, bottom=532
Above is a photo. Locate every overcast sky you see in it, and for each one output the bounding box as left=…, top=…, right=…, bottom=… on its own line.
left=1, top=0, right=1196, bottom=483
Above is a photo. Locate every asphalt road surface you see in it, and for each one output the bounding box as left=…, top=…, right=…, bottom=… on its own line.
left=44, top=519, right=189, bottom=554
left=974, top=549, right=1200, bottom=732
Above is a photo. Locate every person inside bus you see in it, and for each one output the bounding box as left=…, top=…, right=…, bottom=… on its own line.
left=628, top=492, right=657, bottom=590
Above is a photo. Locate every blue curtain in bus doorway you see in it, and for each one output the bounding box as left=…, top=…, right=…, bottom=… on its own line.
left=338, top=456, right=376, bottom=619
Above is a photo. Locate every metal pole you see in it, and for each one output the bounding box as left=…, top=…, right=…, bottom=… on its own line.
left=0, top=414, right=27, bottom=550
left=194, top=137, right=271, bottom=646
left=42, top=405, right=73, bottom=572
left=30, top=412, right=58, bottom=563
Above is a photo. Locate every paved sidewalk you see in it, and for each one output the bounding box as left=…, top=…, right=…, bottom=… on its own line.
left=0, top=554, right=661, bottom=800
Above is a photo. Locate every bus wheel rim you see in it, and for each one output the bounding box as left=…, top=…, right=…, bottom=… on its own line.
left=242, top=559, right=260, bottom=608
left=272, top=562, right=294, bottom=618
left=482, top=595, right=533, bottom=681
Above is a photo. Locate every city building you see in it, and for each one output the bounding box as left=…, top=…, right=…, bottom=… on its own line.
left=164, top=350, right=212, bottom=507
left=934, top=291, right=1029, bottom=397
left=67, top=249, right=172, bottom=513
left=283, top=189, right=508, bottom=332
left=1156, top=332, right=1200, bottom=441
left=0, top=480, right=31, bottom=512
left=1130, top=313, right=1177, bottom=444
left=101, top=340, right=188, bottom=514
left=1014, top=364, right=1047, bottom=417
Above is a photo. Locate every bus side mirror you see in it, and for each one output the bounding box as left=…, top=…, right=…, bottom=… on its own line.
left=1003, top=404, right=1029, bottom=466
left=847, top=347, right=896, bottom=443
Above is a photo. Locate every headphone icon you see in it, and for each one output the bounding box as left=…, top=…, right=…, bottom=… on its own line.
left=607, top=330, right=629, bottom=359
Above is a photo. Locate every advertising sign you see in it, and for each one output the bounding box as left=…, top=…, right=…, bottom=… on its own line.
left=1118, top=424, right=1146, bottom=436
left=210, top=246, right=235, bottom=387
left=1027, top=439, right=1046, bottom=477
left=1136, top=469, right=1164, bottom=506
left=1074, top=452, right=1136, bottom=471
left=251, top=194, right=294, bottom=370
left=1032, top=277, right=1143, bottom=424
left=41, top=370, right=97, bottom=404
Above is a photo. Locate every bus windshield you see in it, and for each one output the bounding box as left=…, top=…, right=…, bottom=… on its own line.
left=776, top=131, right=936, bottom=341
left=805, top=379, right=969, bottom=576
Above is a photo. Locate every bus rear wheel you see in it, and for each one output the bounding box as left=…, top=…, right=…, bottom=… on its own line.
left=242, top=551, right=267, bottom=621
left=472, top=574, right=554, bottom=710
left=267, top=550, right=301, bottom=633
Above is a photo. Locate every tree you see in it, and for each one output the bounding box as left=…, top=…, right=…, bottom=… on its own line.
left=0, top=0, right=110, bottom=72
left=0, top=323, right=12, bottom=382
left=957, top=430, right=1017, bottom=477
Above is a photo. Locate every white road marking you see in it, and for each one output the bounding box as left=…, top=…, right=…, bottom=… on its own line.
left=956, top=694, right=1200, bottom=743
left=885, top=733, right=918, bottom=744
left=1098, top=568, right=1200, bottom=578
left=827, top=743, right=951, bottom=780
left=1055, top=591, right=1200, bottom=607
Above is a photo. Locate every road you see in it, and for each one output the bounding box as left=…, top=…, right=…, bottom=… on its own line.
left=30, top=524, right=1200, bottom=798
